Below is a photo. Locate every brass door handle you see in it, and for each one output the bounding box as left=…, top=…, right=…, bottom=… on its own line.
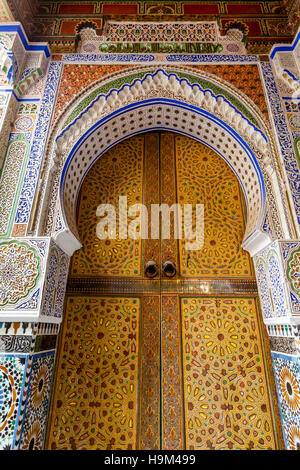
left=145, top=260, right=159, bottom=278
left=162, top=261, right=176, bottom=278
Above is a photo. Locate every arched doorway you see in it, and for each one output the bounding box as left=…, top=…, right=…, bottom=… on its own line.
left=45, top=131, right=283, bottom=450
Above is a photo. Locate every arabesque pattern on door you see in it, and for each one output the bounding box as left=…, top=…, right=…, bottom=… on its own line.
left=46, top=132, right=283, bottom=450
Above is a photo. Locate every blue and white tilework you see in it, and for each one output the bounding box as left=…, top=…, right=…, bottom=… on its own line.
left=14, top=62, right=62, bottom=226
left=261, top=63, right=300, bottom=226
left=254, top=241, right=289, bottom=321
left=40, top=240, right=70, bottom=322
left=255, top=240, right=300, bottom=322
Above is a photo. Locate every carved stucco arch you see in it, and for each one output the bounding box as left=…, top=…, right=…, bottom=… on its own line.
left=38, top=66, right=292, bottom=257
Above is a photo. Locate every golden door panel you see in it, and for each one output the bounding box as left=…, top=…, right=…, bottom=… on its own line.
left=70, top=136, right=144, bottom=278
left=70, top=132, right=252, bottom=280
left=46, top=296, right=141, bottom=450
left=181, top=297, right=280, bottom=450
left=174, top=135, right=253, bottom=278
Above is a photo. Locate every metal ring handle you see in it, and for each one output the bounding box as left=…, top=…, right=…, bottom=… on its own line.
left=145, top=260, right=159, bottom=278
left=162, top=261, right=176, bottom=278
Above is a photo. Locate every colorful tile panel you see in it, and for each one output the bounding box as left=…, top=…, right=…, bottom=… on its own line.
left=272, top=352, right=300, bottom=450
left=14, top=61, right=62, bottom=227
left=53, top=64, right=129, bottom=122
left=18, top=351, right=55, bottom=450
left=0, top=354, right=28, bottom=449
left=189, top=64, right=269, bottom=122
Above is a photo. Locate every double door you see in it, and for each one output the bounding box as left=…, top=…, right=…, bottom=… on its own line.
left=46, top=132, right=282, bottom=450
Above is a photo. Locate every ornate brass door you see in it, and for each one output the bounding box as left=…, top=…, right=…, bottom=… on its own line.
left=46, top=132, right=283, bottom=450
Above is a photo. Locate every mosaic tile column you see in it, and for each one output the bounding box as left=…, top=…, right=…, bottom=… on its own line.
left=0, top=237, right=70, bottom=449
left=0, top=24, right=54, bottom=450
left=254, top=240, right=300, bottom=449
left=0, top=24, right=49, bottom=172
left=0, top=322, right=59, bottom=449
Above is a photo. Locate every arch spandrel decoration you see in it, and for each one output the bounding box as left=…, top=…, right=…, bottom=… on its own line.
left=39, top=67, right=291, bottom=257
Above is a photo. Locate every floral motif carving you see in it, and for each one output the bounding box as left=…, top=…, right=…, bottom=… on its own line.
left=0, top=241, right=40, bottom=307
